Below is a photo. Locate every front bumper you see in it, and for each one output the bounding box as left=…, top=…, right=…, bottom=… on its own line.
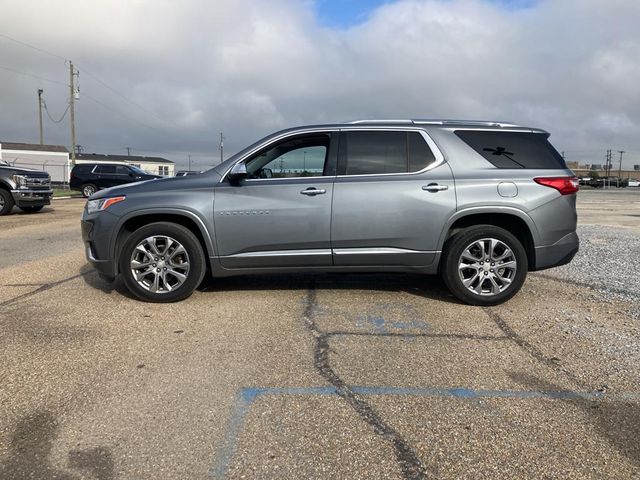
left=81, top=212, right=119, bottom=280
left=11, top=189, right=53, bottom=206
left=533, top=231, right=579, bottom=271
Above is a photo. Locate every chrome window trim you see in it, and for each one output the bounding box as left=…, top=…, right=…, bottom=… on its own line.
left=219, top=129, right=339, bottom=183
left=336, top=127, right=445, bottom=178
left=219, top=126, right=447, bottom=183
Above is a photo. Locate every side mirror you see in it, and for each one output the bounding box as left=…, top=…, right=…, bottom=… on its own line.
left=228, top=162, right=248, bottom=185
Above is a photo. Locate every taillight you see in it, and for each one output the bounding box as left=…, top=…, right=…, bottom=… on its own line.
left=534, top=176, right=579, bottom=195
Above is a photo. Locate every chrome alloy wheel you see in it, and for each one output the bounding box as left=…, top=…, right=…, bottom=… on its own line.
left=458, top=238, right=517, bottom=296
left=130, top=235, right=190, bottom=293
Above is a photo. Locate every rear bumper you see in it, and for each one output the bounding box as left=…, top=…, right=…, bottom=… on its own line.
left=11, top=189, right=52, bottom=207
left=533, top=231, right=579, bottom=271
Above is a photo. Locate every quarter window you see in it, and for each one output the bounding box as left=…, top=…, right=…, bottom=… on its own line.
left=343, top=131, right=436, bottom=175
left=454, top=130, right=567, bottom=169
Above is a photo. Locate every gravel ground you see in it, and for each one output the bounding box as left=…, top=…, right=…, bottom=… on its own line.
left=546, top=224, right=640, bottom=317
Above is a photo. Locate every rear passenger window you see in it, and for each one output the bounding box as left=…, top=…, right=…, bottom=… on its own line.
left=96, top=165, right=117, bottom=174
left=343, top=131, right=436, bottom=175
left=454, top=131, right=567, bottom=169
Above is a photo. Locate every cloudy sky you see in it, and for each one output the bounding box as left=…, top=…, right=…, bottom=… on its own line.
left=1, top=0, right=639, bottom=170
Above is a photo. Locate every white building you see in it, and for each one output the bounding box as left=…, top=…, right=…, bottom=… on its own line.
left=76, top=153, right=175, bottom=176
left=0, top=141, right=70, bottom=183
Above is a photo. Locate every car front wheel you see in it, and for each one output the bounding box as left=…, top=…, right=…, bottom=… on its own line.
left=82, top=184, right=97, bottom=198
left=441, top=225, right=528, bottom=306
left=119, top=222, right=206, bottom=302
left=0, top=189, right=15, bottom=215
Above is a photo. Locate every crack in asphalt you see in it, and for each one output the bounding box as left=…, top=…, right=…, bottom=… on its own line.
left=303, top=283, right=429, bottom=480
left=483, top=307, right=590, bottom=390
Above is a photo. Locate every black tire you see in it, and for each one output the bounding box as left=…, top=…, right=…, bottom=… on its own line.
left=82, top=184, right=97, bottom=198
left=19, top=205, right=44, bottom=213
left=119, top=222, right=206, bottom=302
left=441, top=225, right=528, bottom=306
left=0, top=189, right=15, bottom=215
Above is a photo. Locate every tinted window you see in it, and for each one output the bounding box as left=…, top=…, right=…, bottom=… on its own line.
left=408, top=132, right=436, bottom=172
left=115, top=165, right=130, bottom=175
left=73, top=164, right=93, bottom=174
left=246, top=134, right=330, bottom=179
left=95, top=165, right=117, bottom=174
left=344, top=131, right=436, bottom=175
left=455, top=131, right=566, bottom=169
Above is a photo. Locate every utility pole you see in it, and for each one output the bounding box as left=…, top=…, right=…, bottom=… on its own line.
left=188, top=154, right=192, bottom=171
left=125, top=147, right=131, bottom=156
left=219, top=132, right=224, bottom=163
left=69, top=61, right=78, bottom=167
left=617, top=150, right=625, bottom=187
left=37, top=89, right=44, bottom=144
left=605, top=149, right=610, bottom=189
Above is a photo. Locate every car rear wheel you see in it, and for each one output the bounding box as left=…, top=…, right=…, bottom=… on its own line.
left=82, top=184, right=97, bottom=198
left=19, top=205, right=44, bottom=213
left=441, top=225, right=527, bottom=306
left=0, top=189, right=15, bottom=215
left=119, top=222, right=206, bottom=302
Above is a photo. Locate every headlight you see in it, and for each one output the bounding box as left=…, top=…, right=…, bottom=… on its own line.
left=12, top=174, right=28, bottom=188
left=86, top=196, right=126, bottom=214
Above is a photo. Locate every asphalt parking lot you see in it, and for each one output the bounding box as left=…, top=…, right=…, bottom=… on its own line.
left=1, top=190, right=639, bottom=479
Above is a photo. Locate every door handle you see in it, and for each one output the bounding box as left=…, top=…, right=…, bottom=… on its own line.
left=422, top=183, right=449, bottom=192
left=300, top=188, right=327, bottom=196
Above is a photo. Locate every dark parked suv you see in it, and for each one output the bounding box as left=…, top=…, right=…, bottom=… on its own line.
left=81, top=120, right=579, bottom=305
left=70, top=163, right=160, bottom=197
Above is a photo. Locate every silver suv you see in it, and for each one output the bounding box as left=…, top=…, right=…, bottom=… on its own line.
left=81, top=120, right=579, bottom=305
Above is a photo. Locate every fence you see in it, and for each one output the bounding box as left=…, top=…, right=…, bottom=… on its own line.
left=5, top=159, right=70, bottom=187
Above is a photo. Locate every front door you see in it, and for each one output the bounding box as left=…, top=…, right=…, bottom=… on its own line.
left=331, top=129, right=456, bottom=267
left=214, top=131, right=338, bottom=269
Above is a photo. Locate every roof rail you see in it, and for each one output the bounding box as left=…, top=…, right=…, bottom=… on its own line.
left=346, top=119, right=414, bottom=125
left=345, top=119, right=521, bottom=128
left=412, top=119, right=521, bottom=127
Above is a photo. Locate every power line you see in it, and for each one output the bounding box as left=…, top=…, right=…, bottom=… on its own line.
left=78, top=65, right=167, bottom=123
left=0, top=64, right=66, bottom=86
left=42, top=99, right=70, bottom=123
left=82, top=92, right=164, bottom=133
left=0, top=32, right=67, bottom=61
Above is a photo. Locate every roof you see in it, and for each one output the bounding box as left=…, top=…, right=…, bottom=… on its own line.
left=1, top=141, right=69, bottom=153
left=76, top=153, right=174, bottom=164
left=345, top=119, right=522, bottom=127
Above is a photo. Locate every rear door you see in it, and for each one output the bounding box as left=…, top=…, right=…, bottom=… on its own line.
left=214, top=131, right=338, bottom=269
left=331, top=129, right=456, bottom=267
left=94, top=164, right=130, bottom=188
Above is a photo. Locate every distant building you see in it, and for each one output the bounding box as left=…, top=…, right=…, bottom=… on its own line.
left=76, top=153, right=175, bottom=176
left=0, top=141, right=70, bottom=183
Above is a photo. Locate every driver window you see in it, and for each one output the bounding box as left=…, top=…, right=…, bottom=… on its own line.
left=245, top=134, right=330, bottom=179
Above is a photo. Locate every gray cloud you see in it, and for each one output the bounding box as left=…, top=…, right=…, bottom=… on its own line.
left=1, top=0, right=639, bottom=170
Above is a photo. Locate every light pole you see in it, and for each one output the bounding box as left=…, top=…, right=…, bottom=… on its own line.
left=37, top=89, right=44, bottom=144
left=617, top=151, right=625, bottom=187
